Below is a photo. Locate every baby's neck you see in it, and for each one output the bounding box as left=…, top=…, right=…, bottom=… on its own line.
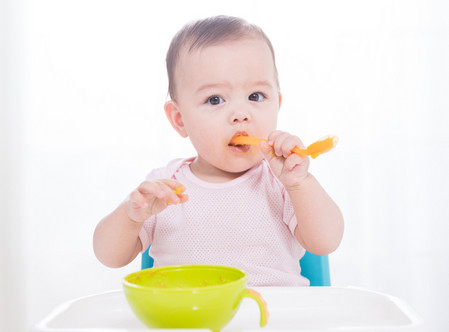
left=189, top=158, right=250, bottom=183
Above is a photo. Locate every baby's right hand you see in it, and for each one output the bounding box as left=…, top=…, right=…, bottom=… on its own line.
left=126, top=179, right=188, bottom=223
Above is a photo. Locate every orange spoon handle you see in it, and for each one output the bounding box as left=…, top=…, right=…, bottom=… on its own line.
left=231, top=136, right=267, bottom=146
left=231, top=135, right=338, bottom=159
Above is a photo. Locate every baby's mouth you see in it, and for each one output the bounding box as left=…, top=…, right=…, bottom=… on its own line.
left=228, top=132, right=250, bottom=152
left=229, top=131, right=248, bottom=146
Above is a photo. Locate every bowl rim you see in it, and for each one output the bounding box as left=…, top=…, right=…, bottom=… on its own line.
left=122, top=264, right=248, bottom=292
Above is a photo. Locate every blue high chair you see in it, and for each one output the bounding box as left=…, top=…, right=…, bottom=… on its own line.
left=141, top=247, right=330, bottom=286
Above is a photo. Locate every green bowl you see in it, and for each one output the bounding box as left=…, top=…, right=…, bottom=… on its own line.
left=123, top=265, right=268, bottom=331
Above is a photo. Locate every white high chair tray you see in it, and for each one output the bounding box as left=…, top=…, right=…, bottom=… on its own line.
left=31, top=287, right=426, bottom=331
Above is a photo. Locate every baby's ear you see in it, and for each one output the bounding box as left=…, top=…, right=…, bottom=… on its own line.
left=164, top=100, right=188, bottom=138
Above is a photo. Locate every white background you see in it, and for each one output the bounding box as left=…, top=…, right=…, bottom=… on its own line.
left=1, top=0, right=449, bottom=331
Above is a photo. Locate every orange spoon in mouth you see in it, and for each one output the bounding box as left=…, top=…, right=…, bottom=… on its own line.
left=231, top=135, right=338, bottom=159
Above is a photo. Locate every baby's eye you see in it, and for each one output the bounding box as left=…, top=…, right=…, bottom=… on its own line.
left=248, top=92, right=265, bottom=102
left=206, top=95, right=225, bottom=105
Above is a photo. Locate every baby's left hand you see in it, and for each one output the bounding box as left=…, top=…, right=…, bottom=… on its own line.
left=261, top=130, right=310, bottom=190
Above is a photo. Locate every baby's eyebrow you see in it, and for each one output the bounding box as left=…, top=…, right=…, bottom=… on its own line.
left=251, top=80, right=275, bottom=89
left=195, top=82, right=229, bottom=94
left=195, top=80, right=274, bottom=94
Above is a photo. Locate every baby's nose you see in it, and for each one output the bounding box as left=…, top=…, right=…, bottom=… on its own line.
left=231, top=111, right=250, bottom=123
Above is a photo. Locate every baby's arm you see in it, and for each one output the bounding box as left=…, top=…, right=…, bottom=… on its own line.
left=288, top=173, right=344, bottom=255
left=93, top=179, right=187, bottom=268
left=261, top=131, right=344, bottom=255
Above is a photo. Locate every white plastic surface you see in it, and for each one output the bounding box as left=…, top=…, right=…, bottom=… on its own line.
left=31, top=287, right=426, bottom=331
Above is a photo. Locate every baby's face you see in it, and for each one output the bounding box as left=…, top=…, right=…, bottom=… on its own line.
left=169, top=36, right=281, bottom=177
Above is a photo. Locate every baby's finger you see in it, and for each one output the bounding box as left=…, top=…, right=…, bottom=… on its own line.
left=160, top=180, right=187, bottom=204
left=282, top=135, right=306, bottom=158
left=271, top=131, right=298, bottom=158
left=177, top=193, right=189, bottom=204
left=167, top=193, right=189, bottom=205
left=260, top=140, right=275, bottom=162
left=137, top=181, right=164, bottom=198
left=267, top=130, right=283, bottom=145
left=158, top=179, right=186, bottom=192
left=141, top=180, right=187, bottom=204
left=284, top=153, right=308, bottom=171
left=136, top=181, right=173, bottom=205
left=268, top=131, right=287, bottom=157
left=128, top=190, right=148, bottom=209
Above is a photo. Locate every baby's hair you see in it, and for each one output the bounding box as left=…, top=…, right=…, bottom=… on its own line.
left=166, top=15, right=279, bottom=100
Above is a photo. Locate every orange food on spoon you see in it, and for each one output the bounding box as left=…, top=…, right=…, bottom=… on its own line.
left=231, top=135, right=338, bottom=159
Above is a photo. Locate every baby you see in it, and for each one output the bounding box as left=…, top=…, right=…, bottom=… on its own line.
left=93, top=15, right=344, bottom=286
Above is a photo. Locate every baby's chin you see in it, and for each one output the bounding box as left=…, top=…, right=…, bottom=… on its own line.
left=223, top=156, right=264, bottom=174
